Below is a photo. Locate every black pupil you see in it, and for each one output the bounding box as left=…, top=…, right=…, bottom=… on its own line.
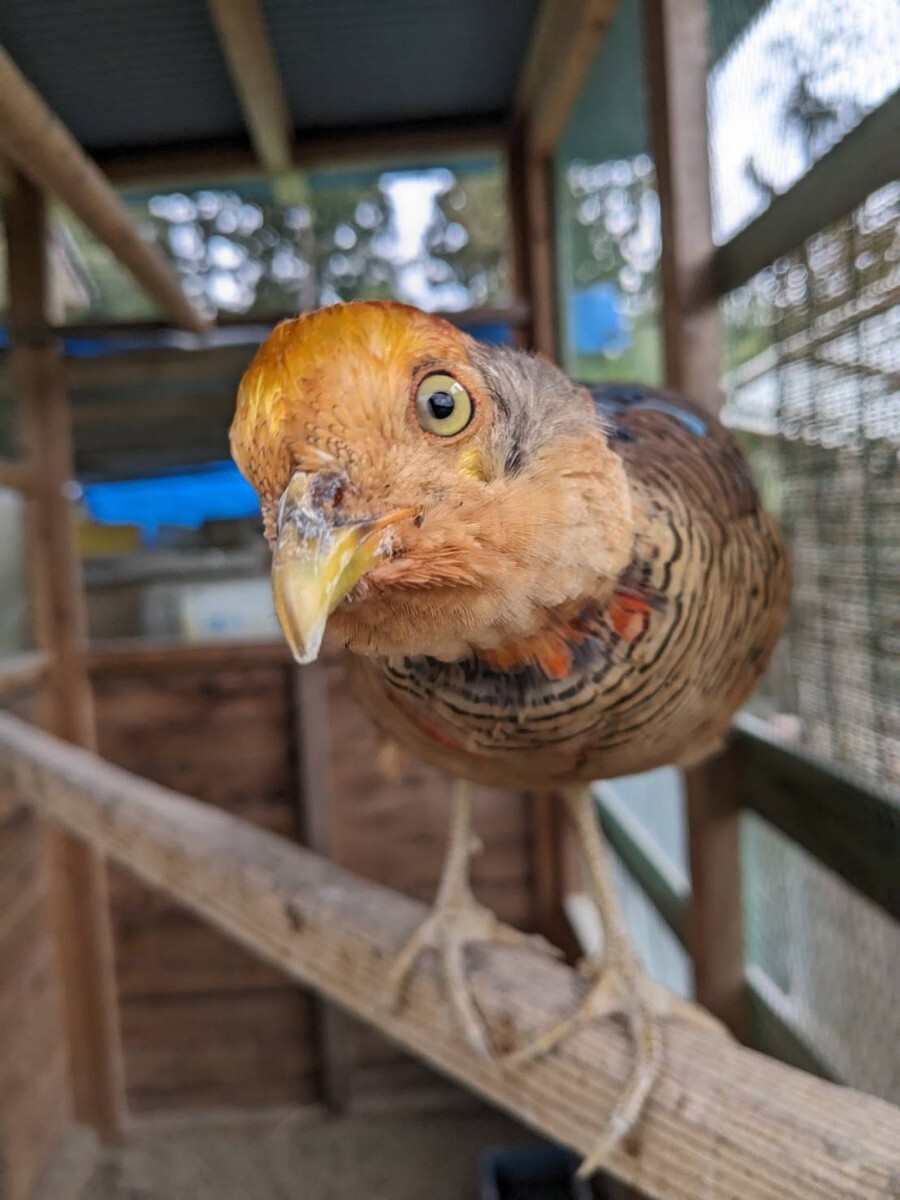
left=428, top=391, right=455, bottom=420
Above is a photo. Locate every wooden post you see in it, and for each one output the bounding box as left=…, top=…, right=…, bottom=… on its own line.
left=508, top=134, right=571, bottom=944
left=643, top=0, right=746, bottom=1035
left=4, top=171, right=125, bottom=1138
left=644, top=0, right=721, bottom=412
left=504, top=140, right=532, bottom=351
left=291, top=662, right=353, bottom=1111
left=508, top=133, right=559, bottom=361
left=683, top=750, right=746, bottom=1035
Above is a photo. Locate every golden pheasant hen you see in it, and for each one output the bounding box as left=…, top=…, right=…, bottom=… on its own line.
left=230, top=301, right=790, bottom=1172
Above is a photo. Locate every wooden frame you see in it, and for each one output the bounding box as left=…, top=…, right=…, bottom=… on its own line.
left=515, top=1, right=619, bottom=159
left=0, top=457, right=36, bottom=493
left=4, top=171, right=125, bottom=1142
left=714, top=90, right=900, bottom=293
left=641, top=0, right=747, bottom=1038
left=205, top=0, right=293, bottom=179
left=3, top=707, right=899, bottom=1200
left=0, top=49, right=207, bottom=333
left=100, top=116, right=507, bottom=191
left=733, top=716, right=900, bottom=920
left=643, top=0, right=721, bottom=412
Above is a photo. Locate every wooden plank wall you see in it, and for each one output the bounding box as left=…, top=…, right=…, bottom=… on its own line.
left=0, top=697, right=71, bottom=1200
left=89, top=642, right=539, bottom=1113
left=91, top=650, right=318, bottom=1114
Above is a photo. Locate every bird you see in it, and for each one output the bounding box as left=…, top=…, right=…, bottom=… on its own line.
left=230, top=300, right=790, bottom=1173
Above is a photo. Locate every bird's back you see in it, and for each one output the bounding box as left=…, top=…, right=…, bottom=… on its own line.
left=349, top=383, right=790, bottom=787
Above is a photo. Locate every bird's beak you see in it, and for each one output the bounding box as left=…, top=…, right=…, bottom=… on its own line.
left=272, top=472, right=417, bottom=665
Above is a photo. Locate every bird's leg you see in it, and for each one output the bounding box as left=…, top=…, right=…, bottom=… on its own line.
left=385, top=779, right=556, bottom=1057
left=506, top=786, right=723, bottom=1176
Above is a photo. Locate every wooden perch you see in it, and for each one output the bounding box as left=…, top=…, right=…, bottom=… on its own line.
left=1, top=710, right=899, bottom=1199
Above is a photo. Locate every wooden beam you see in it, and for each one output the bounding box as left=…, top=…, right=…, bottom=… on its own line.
left=291, top=663, right=354, bottom=1112
left=0, top=47, right=208, bottom=333
left=100, top=117, right=507, bottom=190
left=523, top=145, right=559, bottom=359
left=87, top=638, right=290, bottom=675
left=0, top=650, right=51, bottom=704
left=4, top=171, right=125, bottom=1141
left=529, top=791, right=581, bottom=961
left=644, top=0, right=721, bottom=412
left=643, top=0, right=743, bottom=1036
left=3, top=710, right=900, bottom=1200
left=732, top=716, right=900, bottom=920
left=206, top=0, right=293, bottom=178
left=715, top=91, right=900, bottom=293
left=746, top=965, right=841, bottom=1085
left=516, top=1, right=618, bottom=158
left=683, top=749, right=746, bottom=1038
left=50, top=303, right=530, bottom=344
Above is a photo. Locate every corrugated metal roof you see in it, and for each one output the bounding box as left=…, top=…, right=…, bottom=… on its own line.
left=560, top=0, right=647, bottom=163
left=266, top=0, right=539, bottom=129
left=0, top=0, right=540, bottom=157
left=0, top=0, right=244, bottom=152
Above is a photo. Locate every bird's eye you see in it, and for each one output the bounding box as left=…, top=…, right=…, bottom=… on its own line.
left=414, top=373, right=473, bottom=437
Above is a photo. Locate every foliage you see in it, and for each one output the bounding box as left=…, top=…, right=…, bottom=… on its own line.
left=423, top=170, right=509, bottom=308
left=558, top=153, right=662, bottom=382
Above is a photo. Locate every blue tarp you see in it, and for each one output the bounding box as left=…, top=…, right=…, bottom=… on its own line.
left=81, top=462, right=260, bottom=543
left=570, top=283, right=630, bottom=356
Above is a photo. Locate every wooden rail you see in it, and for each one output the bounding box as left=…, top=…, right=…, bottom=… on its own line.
left=2, top=710, right=899, bottom=1200
left=733, top=715, right=900, bottom=921
left=0, top=651, right=51, bottom=704
left=714, top=90, right=900, bottom=293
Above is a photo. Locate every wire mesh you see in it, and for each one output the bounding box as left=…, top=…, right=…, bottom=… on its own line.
left=721, top=180, right=900, bottom=794
left=743, top=812, right=900, bottom=1102
left=707, top=0, right=900, bottom=243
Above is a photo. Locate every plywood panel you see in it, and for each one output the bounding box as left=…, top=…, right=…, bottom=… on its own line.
left=91, top=657, right=317, bottom=1115
left=120, top=992, right=318, bottom=1114
left=90, top=644, right=540, bottom=1108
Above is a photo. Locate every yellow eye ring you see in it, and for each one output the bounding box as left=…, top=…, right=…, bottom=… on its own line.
left=414, top=373, right=474, bottom=437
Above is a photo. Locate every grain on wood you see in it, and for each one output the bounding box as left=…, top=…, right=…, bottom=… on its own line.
left=90, top=656, right=318, bottom=1115
left=4, top=710, right=899, bottom=1200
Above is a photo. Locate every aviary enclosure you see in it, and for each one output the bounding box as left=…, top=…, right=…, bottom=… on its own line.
left=0, top=1, right=897, bottom=1198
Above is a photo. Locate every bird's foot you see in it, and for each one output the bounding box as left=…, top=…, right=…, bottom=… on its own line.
left=504, top=954, right=726, bottom=1177
left=384, top=890, right=561, bottom=1058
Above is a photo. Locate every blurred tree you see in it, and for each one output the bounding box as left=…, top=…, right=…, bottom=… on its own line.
left=310, top=177, right=396, bottom=305
left=54, top=175, right=397, bottom=322
left=558, top=154, right=663, bottom=382
left=423, top=169, right=510, bottom=307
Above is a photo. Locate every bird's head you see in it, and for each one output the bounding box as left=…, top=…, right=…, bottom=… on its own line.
left=231, top=301, right=633, bottom=665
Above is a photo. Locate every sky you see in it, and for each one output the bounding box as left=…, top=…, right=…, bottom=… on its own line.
left=708, top=0, right=900, bottom=242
